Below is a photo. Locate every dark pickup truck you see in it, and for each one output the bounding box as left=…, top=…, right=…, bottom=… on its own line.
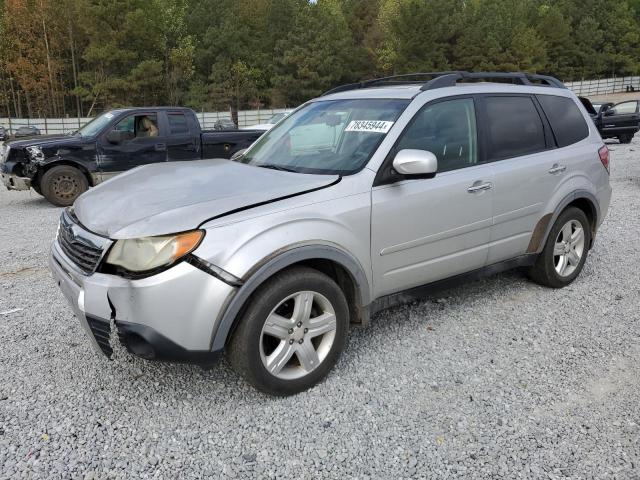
left=591, top=100, right=640, bottom=143
left=0, top=107, right=263, bottom=206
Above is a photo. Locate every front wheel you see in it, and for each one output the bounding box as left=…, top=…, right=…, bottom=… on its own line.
left=41, top=165, right=89, bottom=206
left=228, top=267, right=349, bottom=396
left=527, top=207, right=592, bottom=288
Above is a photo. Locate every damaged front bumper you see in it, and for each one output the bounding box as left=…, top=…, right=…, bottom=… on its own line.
left=1, top=172, right=31, bottom=191
left=49, top=237, right=234, bottom=364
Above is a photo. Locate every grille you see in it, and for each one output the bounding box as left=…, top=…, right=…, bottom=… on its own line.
left=57, top=213, right=106, bottom=274
left=86, top=316, right=113, bottom=357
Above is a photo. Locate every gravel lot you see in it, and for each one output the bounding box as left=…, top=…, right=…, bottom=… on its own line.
left=1, top=139, right=639, bottom=479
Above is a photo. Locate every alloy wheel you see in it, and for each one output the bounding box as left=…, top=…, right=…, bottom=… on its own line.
left=259, top=291, right=337, bottom=380
left=553, top=219, right=585, bottom=277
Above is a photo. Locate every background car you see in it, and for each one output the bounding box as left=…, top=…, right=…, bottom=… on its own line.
left=14, top=125, right=41, bottom=138
left=2, top=107, right=264, bottom=206
left=0, top=126, right=6, bottom=141
left=597, top=99, right=640, bottom=143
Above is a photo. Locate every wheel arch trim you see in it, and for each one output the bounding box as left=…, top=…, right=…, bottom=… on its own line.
left=210, top=244, right=371, bottom=351
left=531, top=190, right=600, bottom=254
left=38, top=159, right=95, bottom=187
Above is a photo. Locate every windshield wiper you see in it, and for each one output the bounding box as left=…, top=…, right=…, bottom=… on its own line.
left=259, top=164, right=299, bottom=173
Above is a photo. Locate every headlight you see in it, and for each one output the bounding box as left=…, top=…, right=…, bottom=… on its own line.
left=26, top=145, right=44, bottom=162
left=105, top=230, right=204, bottom=273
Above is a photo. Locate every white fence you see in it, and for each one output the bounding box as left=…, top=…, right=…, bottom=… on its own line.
left=564, top=76, right=640, bottom=96
left=3, top=75, right=640, bottom=135
left=0, top=108, right=290, bottom=135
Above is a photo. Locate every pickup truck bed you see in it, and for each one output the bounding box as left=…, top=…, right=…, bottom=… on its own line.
left=201, top=129, right=263, bottom=159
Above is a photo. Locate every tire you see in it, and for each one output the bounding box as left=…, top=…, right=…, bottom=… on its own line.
left=40, top=165, right=89, bottom=206
left=527, top=207, right=592, bottom=288
left=228, top=266, right=350, bottom=396
left=618, top=134, right=633, bottom=144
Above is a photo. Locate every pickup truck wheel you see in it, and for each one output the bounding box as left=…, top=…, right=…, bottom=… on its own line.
left=526, top=207, right=591, bottom=288
left=41, top=165, right=88, bottom=206
left=228, top=266, right=349, bottom=396
left=618, top=134, right=633, bottom=144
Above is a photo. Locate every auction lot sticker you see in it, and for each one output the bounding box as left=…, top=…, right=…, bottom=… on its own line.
left=345, top=120, right=394, bottom=133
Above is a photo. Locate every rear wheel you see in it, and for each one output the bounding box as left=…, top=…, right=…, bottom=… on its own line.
left=228, top=267, right=349, bottom=396
left=618, top=133, right=633, bottom=144
left=41, top=165, right=88, bottom=206
left=527, top=207, right=591, bottom=288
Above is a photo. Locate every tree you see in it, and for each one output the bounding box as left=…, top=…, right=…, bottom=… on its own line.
left=3, top=0, right=640, bottom=117
left=271, top=0, right=353, bottom=105
left=384, top=0, right=463, bottom=73
left=2, top=0, right=66, bottom=116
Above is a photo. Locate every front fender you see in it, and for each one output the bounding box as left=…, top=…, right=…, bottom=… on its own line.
left=36, top=144, right=99, bottom=185
left=192, top=185, right=374, bottom=350
left=208, top=243, right=371, bottom=351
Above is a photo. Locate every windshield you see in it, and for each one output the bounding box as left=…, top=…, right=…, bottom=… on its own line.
left=77, top=111, right=118, bottom=137
left=238, top=99, right=409, bottom=175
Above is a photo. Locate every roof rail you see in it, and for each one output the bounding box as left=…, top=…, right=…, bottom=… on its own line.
left=321, top=72, right=461, bottom=96
left=420, top=71, right=566, bottom=90
left=322, top=71, right=566, bottom=96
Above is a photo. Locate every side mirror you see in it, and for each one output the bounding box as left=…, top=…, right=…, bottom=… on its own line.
left=106, top=130, right=124, bottom=144
left=392, top=149, right=438, bottom=178
left=604, top=108, right=615, bottom=116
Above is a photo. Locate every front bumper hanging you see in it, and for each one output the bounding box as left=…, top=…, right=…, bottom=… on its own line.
left=1, top=172, right=31, bottom=191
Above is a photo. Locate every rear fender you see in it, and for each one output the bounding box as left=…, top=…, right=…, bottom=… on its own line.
left=529, top=190, right=600, bottom=253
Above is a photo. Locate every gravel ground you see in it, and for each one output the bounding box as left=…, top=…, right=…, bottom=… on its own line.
left=1, top=139, right=639, bottom=479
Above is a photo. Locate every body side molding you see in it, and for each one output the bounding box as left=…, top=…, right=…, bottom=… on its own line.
left=371, top=254, right=537, bottom=316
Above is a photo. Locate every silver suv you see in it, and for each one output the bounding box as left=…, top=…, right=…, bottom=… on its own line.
left=50, top=72, right=612, bottom=395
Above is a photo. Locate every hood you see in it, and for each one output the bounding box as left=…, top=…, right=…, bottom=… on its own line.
left=6, top=135, right=68, bottom=148
left=74, top=159, right=339, bottom=238
left=7, top=134, right=71, bottom=149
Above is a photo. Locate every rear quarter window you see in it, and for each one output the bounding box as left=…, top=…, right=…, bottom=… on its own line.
left=537, top=95, right=589, bottom=147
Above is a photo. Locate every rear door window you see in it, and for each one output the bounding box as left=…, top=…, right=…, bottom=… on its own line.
left=483, top=96, right=546, bottom=160
left=537, top=95, right=589, bottom=147
left=168, top=113, right=189, bottom=135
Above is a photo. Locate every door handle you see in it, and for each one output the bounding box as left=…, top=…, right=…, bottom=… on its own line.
left=155, top=143, right=167, bottom=152
left=548, top=164, right=566, bottom=174
left=467, top=182, right=493, bottom=193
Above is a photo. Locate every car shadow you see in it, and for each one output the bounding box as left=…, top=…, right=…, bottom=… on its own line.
left=90, top=268, right=534, bottom=404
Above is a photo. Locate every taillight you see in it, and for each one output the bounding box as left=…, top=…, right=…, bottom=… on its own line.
left=598, top=145, right=610, bottom=173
